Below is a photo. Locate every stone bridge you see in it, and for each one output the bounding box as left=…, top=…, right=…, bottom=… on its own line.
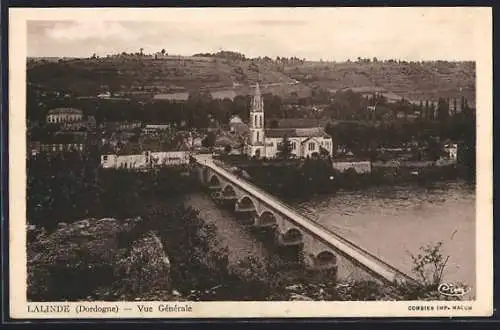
left=193, top=154, right=418, bottom=286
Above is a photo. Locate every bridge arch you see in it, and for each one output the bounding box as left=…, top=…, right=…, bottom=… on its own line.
left=208, top=174, right=221, bottom=187
left=222, top=184, right=236, bottom=197
left=316, top=250, right=337, bottom=268
left=280, top=228, right=303, bottom=245
left=236, top=196, right=256, bottom=212
left=256, top=211, right=277, bottom=228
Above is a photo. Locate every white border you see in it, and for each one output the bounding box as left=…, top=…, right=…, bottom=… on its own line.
left=8, top=7, right=493, bottom=318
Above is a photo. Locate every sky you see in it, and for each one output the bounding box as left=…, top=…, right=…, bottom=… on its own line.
left=25, top=7, right=485, bottom=61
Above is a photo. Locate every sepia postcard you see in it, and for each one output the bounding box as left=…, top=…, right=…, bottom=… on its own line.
left=8, top=7, right=493, bottom=319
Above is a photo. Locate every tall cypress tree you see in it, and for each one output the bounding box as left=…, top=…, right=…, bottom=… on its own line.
left=277, top=134, right=293, bottom=160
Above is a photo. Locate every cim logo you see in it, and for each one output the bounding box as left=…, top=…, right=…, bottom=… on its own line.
left=438, top=283, right=471, bottom=297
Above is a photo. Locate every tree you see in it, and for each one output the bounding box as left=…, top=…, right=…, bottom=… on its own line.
left=424, top=100, right=430, bottom=119
left=269, top=119, right=279, bottom=129
left=161, top=49, right=166, bottom=56
left=276, top=134, right=292, bottom=160
left=139, top=48, right=144, bottom=56
left=202, top=132, right=216, bottom=149
left=319, top=146, right=331, bottom=160
left=437, top=98, right=449, bottom=122
left=427, top=137, right=445, bottom=161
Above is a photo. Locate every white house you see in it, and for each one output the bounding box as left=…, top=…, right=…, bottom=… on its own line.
left=101, top=153, right=148, bottom=169
left=149, top=151, right=190, bottom=166
left=229, top=115, right=243, bottom=125
left=443, top=143, right=458, bottom=161
left=97, top=91, right=111, bottom=99
left=244, top=83, right=333, bottom=159
left=100, top=151, right=189, bottom=169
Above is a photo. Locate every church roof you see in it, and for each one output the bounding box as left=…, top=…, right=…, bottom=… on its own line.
left=265, top=127, right=331, bottom=139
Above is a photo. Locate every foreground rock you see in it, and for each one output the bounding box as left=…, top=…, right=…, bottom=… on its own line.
left=27, top=217, right=173, bottom=301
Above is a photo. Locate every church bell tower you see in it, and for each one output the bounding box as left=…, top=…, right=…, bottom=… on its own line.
left=248, top=82, right=265, bottom=158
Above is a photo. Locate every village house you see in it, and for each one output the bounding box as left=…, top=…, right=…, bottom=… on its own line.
left=228, top=115, right=249, bottom=135
left=46, top=107, right=83, bottom=124
left=97, top=91, right=111, bottom=99
left=60, top=115, right=97, bottom=131
left=245, top=83, right=333, bottom=159
left=443, top=142, right=458, bottom=161
left=183, top=132, right=205, bottom=150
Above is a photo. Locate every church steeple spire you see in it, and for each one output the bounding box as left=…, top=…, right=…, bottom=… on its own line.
left=255, top=81, right=261, bottom=97
left=252, top=81, right=263, bottom=113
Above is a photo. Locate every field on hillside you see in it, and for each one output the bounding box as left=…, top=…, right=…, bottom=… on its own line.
left=284, top=61, right=476, bottom=103
left=28, top=55, right=475, bottom=104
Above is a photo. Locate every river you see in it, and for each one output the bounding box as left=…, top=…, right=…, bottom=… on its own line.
left=186, top=180, right=475, bottom=294
left=185, top=193, right=270, bottom=265
left=291, top=180, right=476, bottom=292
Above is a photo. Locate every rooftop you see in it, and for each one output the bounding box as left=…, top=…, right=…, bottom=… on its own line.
left=210, top=90, right=237, bottom=101
left=265, top=127, right=331, bottom=139
left=273, top=118, right=327, bottom=129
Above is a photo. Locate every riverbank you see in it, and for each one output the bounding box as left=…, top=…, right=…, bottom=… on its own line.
left=223, top=157, right=472, bottom=197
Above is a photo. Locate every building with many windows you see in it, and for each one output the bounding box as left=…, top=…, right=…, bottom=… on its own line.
left=244, top=83, right=333, bottom=159
left=100, top=151, right=190, bottom=169
left=29, top=133, right=87, bottom=156
left=46, top=108, right=83, bottom=124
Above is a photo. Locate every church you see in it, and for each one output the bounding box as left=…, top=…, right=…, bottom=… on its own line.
left=245, top=83, right=334, bottom=159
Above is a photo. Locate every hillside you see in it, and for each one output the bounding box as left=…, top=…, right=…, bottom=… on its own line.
left=27, top=55, right=475, bottom=104
left=284, top=60, right=476, bottom=103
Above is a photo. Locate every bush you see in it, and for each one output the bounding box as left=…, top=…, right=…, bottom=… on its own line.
left=409, top=241, right=449, bottom=289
